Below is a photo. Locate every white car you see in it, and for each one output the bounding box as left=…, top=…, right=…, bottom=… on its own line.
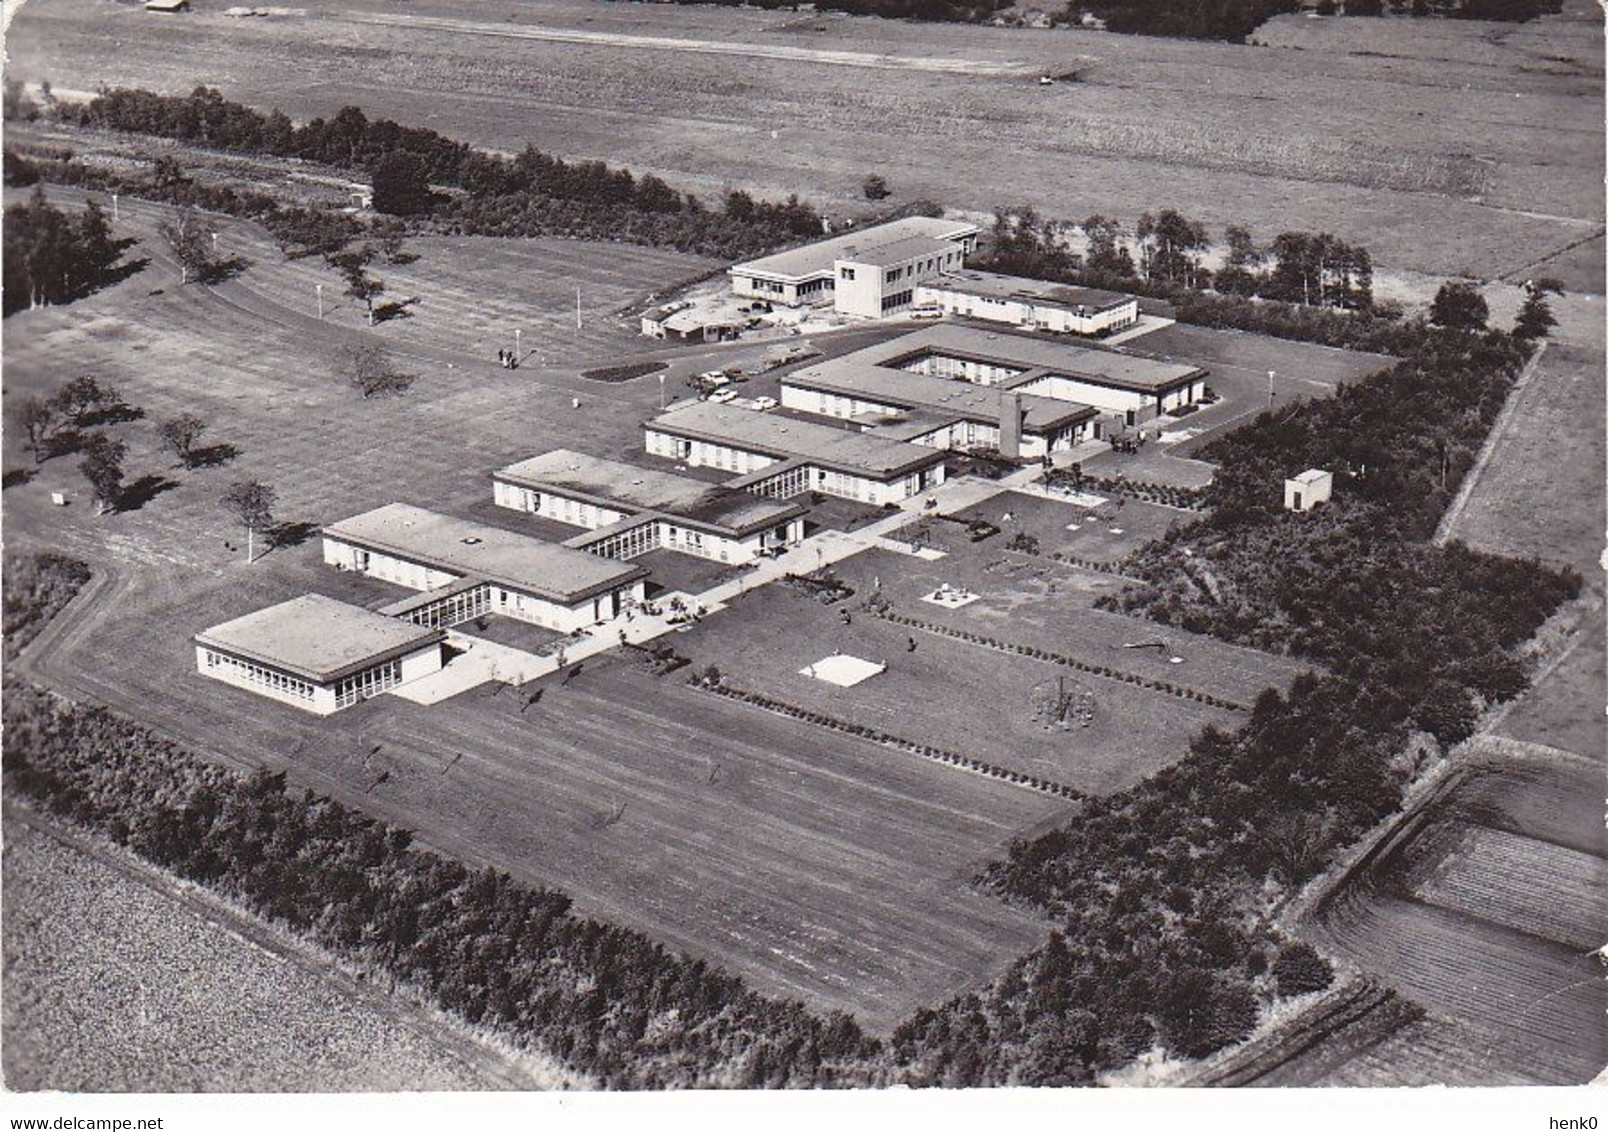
left=708, top=388, right=740, bottom=404
left=750, top=396, right=778, bottom=411
left=700, top=371, right=731, bottom=387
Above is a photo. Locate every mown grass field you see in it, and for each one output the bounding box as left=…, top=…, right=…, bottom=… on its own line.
left=1445, top=342, right=1607, bottom=577
left=672, top=582, right=1237, bottom=795
left=2, top=807, right=563, bottom=1091
left=7, top=0, right=1602, bottom=283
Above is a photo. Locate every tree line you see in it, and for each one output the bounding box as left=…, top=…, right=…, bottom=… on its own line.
left=49, top=87, right=827, bottom=261
left=981, top=206, right=1558, bottom=352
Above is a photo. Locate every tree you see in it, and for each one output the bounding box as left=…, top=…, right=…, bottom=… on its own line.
left=157, top=206, right=218, bottom=284
left=370, top=151, right=434, bottom=216
left=369, top=216, right=409, bottom=264
left=328, top=245, right=385, bottom=325
left=18, top=396, right=59, bottom=464
left=157, top=413, right=207, bottom=467
left=345, top=344, right=416, bottom=398
left=78, top=433, right=127, bottom=515
left=1081, top=215, right=1136, bottom=278
left=1271, top=943, right=1333, bottom=997
left=861, top=173, right=891, bottom=201
left=50, top=375, right=120, bottom=424
left=1429, top=281, right=1489, bottom=331
left=1136, top=208, right=1211, bottom=287
left=1514, top=290, right=1556, bottom=340
left=220, top=480, right=277, bottom=563
left=1153, top=968, right=1260, bottom=1059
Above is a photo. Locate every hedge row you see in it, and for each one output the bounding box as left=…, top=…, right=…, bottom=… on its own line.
left=692, top=680, right=1082, bottom=799
left=872, top=612, right=1248, bottom=711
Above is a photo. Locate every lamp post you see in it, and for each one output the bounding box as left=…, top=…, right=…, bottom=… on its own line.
left=1267, top=369, right=1276, bottom=409
left=658, top=372, right=666, bottom=410
left=316, top=283, right=324, bottom=320
left=110, top=193, right=118, bottom=222
left=514, top=327, right=522, bottom=364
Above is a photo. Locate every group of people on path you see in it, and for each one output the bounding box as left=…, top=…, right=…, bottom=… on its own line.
left=497, top=348, right=520, bottom=369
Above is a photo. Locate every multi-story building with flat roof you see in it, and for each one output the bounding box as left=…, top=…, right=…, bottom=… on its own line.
left=729, top=216, right=978, bottom=312
left=913, top=270, right=1141, bottom=337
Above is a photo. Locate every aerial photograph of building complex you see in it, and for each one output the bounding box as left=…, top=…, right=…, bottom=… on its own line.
left=0, top=0, right=1601, bottom=1125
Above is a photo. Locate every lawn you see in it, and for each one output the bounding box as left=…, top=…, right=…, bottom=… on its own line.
left=673, top=583, right=1238, bottom=796
left=825, top=541, right=1312, bottom=707
left=7, top=0, right=1601, bottom=282
left=948, top=490, right=1186, bottom=566
left=3, top=807, right=558, bottom=1091
left=18, top=564, right=1063, bottom=1030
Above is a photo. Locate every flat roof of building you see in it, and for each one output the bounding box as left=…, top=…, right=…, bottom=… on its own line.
left=785, top=357, right=1095, bottom=433
left=196, top=594, right=444, bottom=684
left=646, top=401, right=946, bottom=480
left=921, top=270, right=1136, bottom=314
left=496, top=450, right=805, bottom=537
left=883, top=323, right=1204, bottom=393
left=731, top=216, right=979, bottom=284
left=838, top=234, right=956, bottom=269
left=322, top=503, right=646, bottom=604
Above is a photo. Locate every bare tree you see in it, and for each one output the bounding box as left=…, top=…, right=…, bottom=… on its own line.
left=157, top=413, right=207, bottom=467
left=345, top=344, right=416, bottom=399
left=220, top=480, right=277, bottom=563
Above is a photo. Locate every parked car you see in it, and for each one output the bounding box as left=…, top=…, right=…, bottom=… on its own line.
left=708, top=388, right=740, bottom=404
left=750, top=396, right=778, bottom=411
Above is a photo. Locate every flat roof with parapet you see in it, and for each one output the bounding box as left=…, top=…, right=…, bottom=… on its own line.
left=837, top=234, right=957, bottom=269
left=784, top=354, right=1097, bottom=434
left=731, top=216, right=980, bottom=284
left=646, top=401, right=946, bottom=480
left=921, top=270, right=1137, bottom=314
left=195, top=594, right=445, bottom=684
left=881, top=323, right=1205, bottom=394
left=496, top=450, right=805, bottom=537
left=322, top=503, right=647, bottom=605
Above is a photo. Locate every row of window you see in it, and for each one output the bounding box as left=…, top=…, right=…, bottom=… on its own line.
left=405, top=585, right=492, bottom=630
left=202, top=649, right=316, bottom=702
left=335, top=659, right=402, bottom=710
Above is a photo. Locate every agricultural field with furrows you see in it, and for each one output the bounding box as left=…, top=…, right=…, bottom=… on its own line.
left=1306, top=749, right=1607, bottom=1086
left=2, top=808, right=563, bottom=1092
left=7, top=0, right=1601, bottom=282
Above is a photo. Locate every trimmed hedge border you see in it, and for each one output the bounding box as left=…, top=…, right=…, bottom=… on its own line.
left=871, top=611, right=1249, bottom=712
left=690, top=681, right=1084, bottom=800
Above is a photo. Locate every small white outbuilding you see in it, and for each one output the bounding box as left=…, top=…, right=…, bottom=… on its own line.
left=1284, top=468, right=1333, bottom=512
